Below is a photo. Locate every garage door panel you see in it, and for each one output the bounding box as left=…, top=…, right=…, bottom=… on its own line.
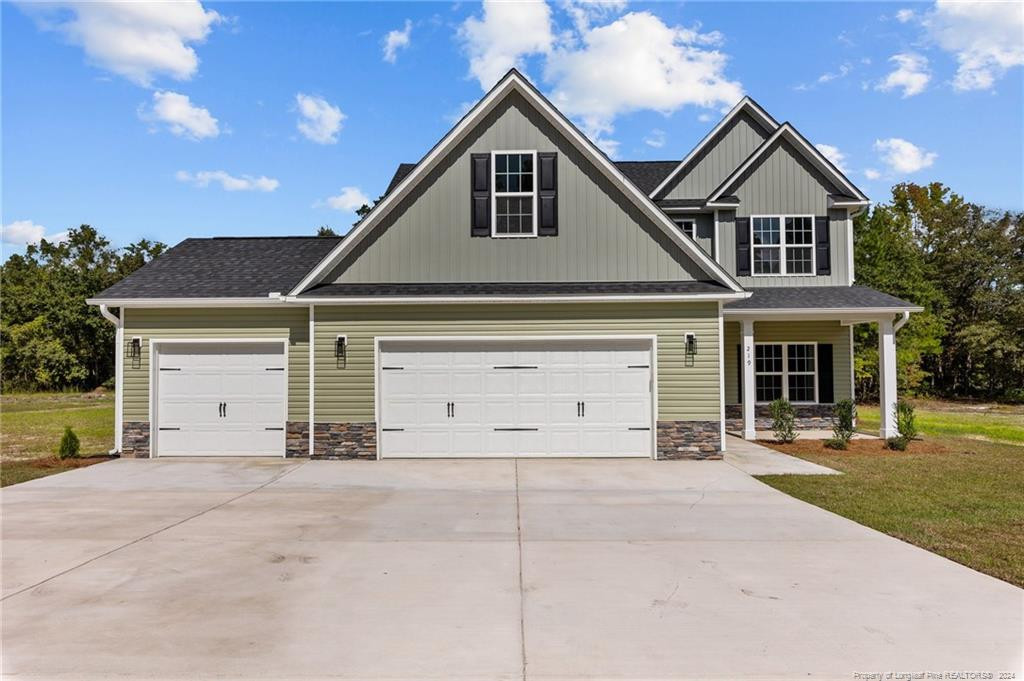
left=379, top=339, right=653, bottom=459
left=155, top=342, right=285, bottom=457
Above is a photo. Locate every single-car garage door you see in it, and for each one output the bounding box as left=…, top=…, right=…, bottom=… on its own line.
left=153, top=342, right=287, bottom=457
left=378, top=338, right=654, bottom=458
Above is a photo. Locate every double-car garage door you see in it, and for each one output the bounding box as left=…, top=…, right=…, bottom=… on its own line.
left=151, top=338, right=655, bottom=458
left=378, top=339, right=654, bottom=458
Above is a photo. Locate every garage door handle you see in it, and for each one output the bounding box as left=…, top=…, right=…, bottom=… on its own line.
left=158, top=427, right=180, bottom=431
left=265, top=427, right=284, bottom=431
left=265, top=367, right=284, bottom=371
left=494, top=427, right=539, bottom=431
left=628, top=427, right=650, bottom=431
left=628, top=364, right=649, bottom=369
left=581, top=401, right=585, bottom=417
left=382, top=428, right=404, bottom=432
left=159, top=367, right=181, bottom=371
left=577, top=401, right=581, bottom=417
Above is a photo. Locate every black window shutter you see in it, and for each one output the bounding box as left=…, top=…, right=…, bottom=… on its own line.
left=818, top=344, right=834, bottom=403
left=815, top=216, right=831, bottom=275
left=736, top=344, right=743, bottom=402
left=470, top=153, right=490, bottom=237
left=537, top=152, right=558, bottom=236
left=735, top=217, right=751, bottom=276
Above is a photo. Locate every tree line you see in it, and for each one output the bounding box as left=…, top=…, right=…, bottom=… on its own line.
left=853, top=183, right=1023, bottom=402
left=2, top=183, right=1021, bottom=401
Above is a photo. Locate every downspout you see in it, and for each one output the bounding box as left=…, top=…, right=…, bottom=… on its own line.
left=98, top=304, right=123, bottom=455
left=894, top=310, right=910, bottom=332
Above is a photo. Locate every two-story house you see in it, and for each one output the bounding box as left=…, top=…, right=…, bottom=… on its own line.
left=89, top=69, right=920, bottom=460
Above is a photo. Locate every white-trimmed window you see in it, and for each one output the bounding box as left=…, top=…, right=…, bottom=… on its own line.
left=755, top=343, right=817, bottom=403
left=751, top=215, right=815, bottom=275
left=673, top=218, right=696, bottom=240
left=492, top=151, right=537, bottom=237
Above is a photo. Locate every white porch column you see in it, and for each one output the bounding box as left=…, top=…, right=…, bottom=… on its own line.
left=741, top=319, right=756, bottom=440
left=878, top=317, right=898, bottom=438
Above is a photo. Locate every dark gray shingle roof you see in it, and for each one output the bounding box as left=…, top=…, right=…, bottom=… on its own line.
left=385, top=160, right=677, bottom=198
left=298, top=280, right=729, bottom=298
left=94, top=237, right=343, bottom=299
left=726, top=286, right=920, bottom=310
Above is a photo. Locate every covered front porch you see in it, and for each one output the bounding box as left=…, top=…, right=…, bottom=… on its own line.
left=722, top=286, right=922, bottom=440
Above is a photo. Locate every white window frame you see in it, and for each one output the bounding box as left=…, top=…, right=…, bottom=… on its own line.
left=491, top=150, right=538, bottom=238
left=673, top=218, right=696, bottom=240
left=754, top=341, right=818, bottom=404
left=750, top=215, right=816, bottom=276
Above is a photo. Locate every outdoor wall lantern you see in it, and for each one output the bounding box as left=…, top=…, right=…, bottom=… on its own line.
left=127, top=336, right=141, bottom=360
left=685, top=332, right=697, bottom=356
left=335, top=334, right=347, bottom=368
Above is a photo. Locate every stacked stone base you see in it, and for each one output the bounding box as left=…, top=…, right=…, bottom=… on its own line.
left=656, top=420, right=722, bottom=460
left=286, top=421, right=309, bottom=458
left=313, top=422, right=376, bottom=460
left=121, top=422, right=151, bottom=458
left=725, top=404, right=834, bottom=432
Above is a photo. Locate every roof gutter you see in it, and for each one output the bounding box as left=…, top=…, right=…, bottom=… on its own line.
left=282, top=291, right=752, bottom=305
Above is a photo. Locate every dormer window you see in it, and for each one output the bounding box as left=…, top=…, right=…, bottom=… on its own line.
left=673, top=218, right=696, bottom=240
left=492, top=151, right=537, bottom=237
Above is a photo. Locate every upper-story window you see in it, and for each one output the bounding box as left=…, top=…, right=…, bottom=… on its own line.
left=751, top=215, right=815, bottom=275
left=673, top=218, right=696, bottom=240
left=493, top=151, right=536, bottom=237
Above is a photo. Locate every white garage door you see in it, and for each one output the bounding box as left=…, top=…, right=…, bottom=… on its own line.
left=378, top=339, right=653, bottom=458
left=154, top=342, right=286, bottom=457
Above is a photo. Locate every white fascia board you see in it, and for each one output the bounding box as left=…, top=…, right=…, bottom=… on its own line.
left=708, top=124, right=869, bottom=204
left=86, top=297, right=291, bottom=307
left=285, top=291, right=751, bottom=305
left=660, top=206, right=706, bottom=213
left=724, top=306, right=923, bottom=319
left=287, top=70, right=746, bottom=296
left=650, top=97, right=780, bottom=199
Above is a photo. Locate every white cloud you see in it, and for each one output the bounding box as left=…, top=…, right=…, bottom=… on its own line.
left=559, top=0, right=627, bottom=32
left=643, top=129, right=666, bottom=149
left=864, top=168, right=881, bottom=180
left=874, top=138, right=937, bottom=174
left=383, top=19, right=412, bottom=63
left=142, top=90, right=219, bottom=139
left=176, top=170, right=279, bottom=192
left=323, top=186, right=371, bottom=213
left=923, top=0, right=1024, bottom=92
left=295, top=94, right=345, bottom=144
left=814, top=144, right=848, bottom=173
left=895, top=8, right=915, bottom=23
left=818, top=63, right=852, bottom=84
left=26, top=1, right=220, bottom=87
left=458, top=0, right=554, bottom=89
left=876, top=53, right=931, bottom=97
left=697, top=112, right=713, bottom=123
left=544, top=11, right=743, bottom=142
left=1, top=220, right=69, bottom=246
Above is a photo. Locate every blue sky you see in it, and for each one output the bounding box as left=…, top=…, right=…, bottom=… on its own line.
left=2, top=1, right=1022, bottom=259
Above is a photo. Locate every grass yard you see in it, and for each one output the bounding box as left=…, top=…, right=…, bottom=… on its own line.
left=1, top=392, right=116, bottom=487
left=758, top=400, right=1024, bottom=588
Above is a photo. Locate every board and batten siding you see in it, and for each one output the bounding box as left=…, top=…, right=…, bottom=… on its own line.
left=722, top=320, right=851, bottom=404
left=660, top=110, right=772, bottom=200
left=314, top=302, right=722, bottom=423
left=326, top=91, right=707, bottom=284
left=121, top=307, right=310, bottom=422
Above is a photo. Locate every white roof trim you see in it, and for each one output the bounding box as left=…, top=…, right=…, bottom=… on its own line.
left=649, top=96, right=779, bottom=199
left=86, top=297, right=289, bottom=308
left=287, top=69, right=745, bottom=296
left=724, top=305, right=923, bottom=318
left=285, top=291, right=750, bottom=305
left=708, top=123, right=869, bottom=203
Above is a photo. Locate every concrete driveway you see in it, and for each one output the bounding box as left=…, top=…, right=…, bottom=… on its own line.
left=2, top=458, right=1020, bottom=680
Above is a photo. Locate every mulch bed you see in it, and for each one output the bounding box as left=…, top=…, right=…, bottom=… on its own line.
left=23, top=455, right=117, bottom=471
left=760, top=438, right=949, bottom=457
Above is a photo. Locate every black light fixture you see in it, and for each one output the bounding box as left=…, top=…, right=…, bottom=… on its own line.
left=684, top=332, right=697, bottom=356
left=127, top=336, right=141, bottom=360
left=335, top=335, right=347, bottom=360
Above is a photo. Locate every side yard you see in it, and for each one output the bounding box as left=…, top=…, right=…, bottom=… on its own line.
left=758, top=400, right=1024, bottom=588
left=1, top=392, right=116, bottom=486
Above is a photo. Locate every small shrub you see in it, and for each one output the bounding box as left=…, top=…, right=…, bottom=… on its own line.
left=824, top=437, right=848, bottom=450
left=895, top=400, right=918, bottom=441
left=58, top=426, right=80, bottom=459
left=831, top=399, right=856, bottom=447
left=885, top=436, right=908, bottom=451
left=769, top=398, right=797, bottom=443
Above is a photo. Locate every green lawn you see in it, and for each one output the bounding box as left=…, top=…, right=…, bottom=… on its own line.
left=759, top=401, right=1024, bottom=588
left=1, top=392, right=116, bottom=486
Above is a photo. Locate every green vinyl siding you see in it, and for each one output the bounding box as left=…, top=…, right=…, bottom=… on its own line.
left=326, top=91, right=707, bottom=284
left=723, top=320, right=852, bottom=404
left=121, top=307, right=310, bottom=422
left=660, top=110, right=772, bottom=200
left=314, top=302, right=721, bottom=422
